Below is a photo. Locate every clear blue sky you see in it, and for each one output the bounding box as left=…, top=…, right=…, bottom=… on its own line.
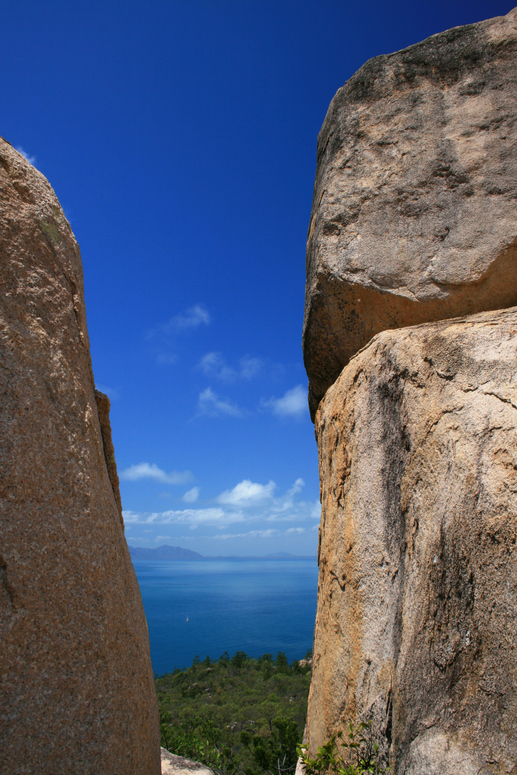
left=2, top=0, right=512, bottom=556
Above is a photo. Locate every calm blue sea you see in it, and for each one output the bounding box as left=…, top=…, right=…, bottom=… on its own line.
left=132, top=558, right=319, bottom=676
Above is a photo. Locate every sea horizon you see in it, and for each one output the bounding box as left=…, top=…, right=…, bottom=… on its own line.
left=132, top=556, right=319, bottom=675
left=128, top=543, right=316, bottom=561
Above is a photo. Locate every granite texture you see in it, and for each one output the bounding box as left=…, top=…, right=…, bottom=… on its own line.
left=303, top=7, right=517, bottom=417
left=161, top=748, right=214, bottom=775
left=307, top=307, right=517, bottom=773
left=0, top=137, right=160, bottom=774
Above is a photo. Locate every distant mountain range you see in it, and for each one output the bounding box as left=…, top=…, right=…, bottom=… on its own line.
left=128, top=545, right=204, bottom=560
left=127, top=544, right=312, bottom=560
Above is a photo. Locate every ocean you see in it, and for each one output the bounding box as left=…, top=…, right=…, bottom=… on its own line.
left=132, top=558, right=319, bottom=676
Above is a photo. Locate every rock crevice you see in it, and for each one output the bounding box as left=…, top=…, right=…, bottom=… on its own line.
left=95, top=389, right=123, bottom=521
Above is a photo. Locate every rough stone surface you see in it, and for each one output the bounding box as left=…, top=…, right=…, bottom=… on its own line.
left=306, top=307, right=517, bottom=774
left=303, top=7, right=517, bottom=418
left=94, top=389, right=123, bottom=518
left=0, top=138, right=161, bottom=774
left=161, top=748, right=214, bottom=775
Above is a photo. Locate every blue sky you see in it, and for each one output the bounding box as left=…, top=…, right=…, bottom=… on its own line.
left=2, top=0, right=512, bottom=556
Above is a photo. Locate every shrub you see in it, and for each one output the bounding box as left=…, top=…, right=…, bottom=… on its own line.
left=297, top=721, right=389, bottom=775
left=157, top=649, right=311, bottom=775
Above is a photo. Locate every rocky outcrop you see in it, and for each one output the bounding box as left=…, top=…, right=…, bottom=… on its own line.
left=161, top=748, right=214, bottom=775
left=0, top=138, right=160, bottom=773
left=306, top=308, right=517, bottom=774
left=303, top=7, right=517, bottom=418
left=303, top=9, right=517, bottom=773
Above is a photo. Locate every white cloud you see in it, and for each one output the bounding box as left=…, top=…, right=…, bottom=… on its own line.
left=262, top=385, right=307, bottom=418
left=123, top=507, right=244, bottom=526
left=123, top=478, right=320, bottom=540
left=148, top=304, right=210, bottom=341
left=16, top=146, right=36, bottom=165
left=217, top=479, right=276, bottom=505
left=147, top=305, right=210, bottom=364
left=199, top=352, right=262, bottom=382
left=183, top=486, right=200, bottom=503
left=198, top=387, right=243, bottom=418
left=266, top=500, right=320, bottom=522
left=213, top=529, right=280, bottom=540
left=239, top=355, right=262, bottom=380
left=127, top=527, right=309, bottom=546
left=120, top=462, right=193, bottom=485
left=264, top=478, right=319, bottom=524
left=199, top=352, right=235, bottom=381
left=171, top=304, right=210, bottom=330
left=287, top=478, right=305, bottom=497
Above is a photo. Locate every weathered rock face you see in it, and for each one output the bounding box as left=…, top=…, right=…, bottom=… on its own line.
left=0, top=138, right=160, bottom=773
left=161, top=748, right=214, bottom=775
left=95, top=388, right=123, bottom=518
left=303, top=7, right=517, bottom=418
left=307, top=308, right=517, bottom=774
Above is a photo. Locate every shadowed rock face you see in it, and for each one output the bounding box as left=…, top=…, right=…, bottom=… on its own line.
left=0, top=138, right=160, bottom=774
left=303, top=7, right=517, bottom=418
left=307, top=307, right=517, bottom=774
left=95, top=388, right=123, bottom=518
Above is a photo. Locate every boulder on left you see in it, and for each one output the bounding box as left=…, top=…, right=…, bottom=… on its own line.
left=0, top=138, right=161, bottom=774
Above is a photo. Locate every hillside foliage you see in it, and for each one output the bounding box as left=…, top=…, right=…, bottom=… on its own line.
left=155, top=650, right=312, bottom=775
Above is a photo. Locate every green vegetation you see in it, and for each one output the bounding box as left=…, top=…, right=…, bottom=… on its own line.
left=297, top=722, right=389, bottom=775
left=155, top=649, right=312, bottom=775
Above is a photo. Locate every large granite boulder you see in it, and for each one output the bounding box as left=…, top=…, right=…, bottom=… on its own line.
left=307, top=307, right=517, bottom=774
left=0, top=138, right=160, bottom=773
left=303, top=7, right=517, bottom=418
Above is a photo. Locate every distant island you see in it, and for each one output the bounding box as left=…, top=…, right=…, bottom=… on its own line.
left=128, top=545, right=204, bottom=560
left=128, top=544, right=313, bottom=560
